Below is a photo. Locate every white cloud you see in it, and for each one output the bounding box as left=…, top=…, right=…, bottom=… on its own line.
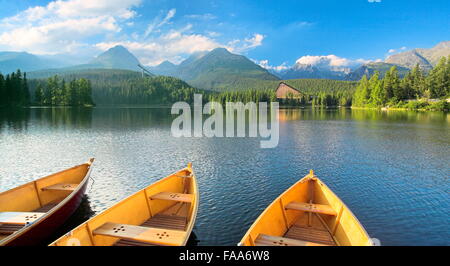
left=95, top=29, right=222, bottom=65
left=227, top=33, right=265, bottom=53
left=0, top=1, right=265, bottom=65
left=144, top=8, right=176, bottom=38
left=295, top=55, right=351, bottom=67
left=387, top=46, right=407, bottom=54
left=257, top=55, right=376, bottom=72
left=368, top=0, right=381, bottom=3
left=0, top=0, right=141, bottom=54
left=184, top=14, right=217, bottom=20
left=255, top=60, right=289, bottom=71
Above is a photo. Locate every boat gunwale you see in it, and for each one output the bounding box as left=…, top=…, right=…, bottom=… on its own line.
left=49, top=163, right=198, bottom=246
left=238, top=171, right=373, bottom=246
left=0, top=158, right=94, bottom=245
left=181, top=163, right=199, bottom=246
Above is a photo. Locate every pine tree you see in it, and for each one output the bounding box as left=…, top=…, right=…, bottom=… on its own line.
left=369, top=72, right=384, bottom=106
left=426, top=57, right=447, bottom=98
left=353, top=75, right=369, bottom=106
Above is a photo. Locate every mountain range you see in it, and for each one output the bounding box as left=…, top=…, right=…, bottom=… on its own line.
left=149, top=48, right=279, bottom=90
left=270, top=41, right=450, bottom=81
left=2, top=41, right=449, bottom=90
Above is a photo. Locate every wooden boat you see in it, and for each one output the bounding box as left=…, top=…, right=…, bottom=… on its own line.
left=239, top=170, right=373, bottom=246
left=0, top=158, right=94, bottom=246
left=50, top=163, right=198, bottom=246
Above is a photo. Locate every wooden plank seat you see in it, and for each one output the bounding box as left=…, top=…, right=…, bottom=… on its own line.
left=285, top=201, right=337, bottom=216
left=0, top=224, right=23, bottom=235
left=93, top=222, right=187, bottom=246
left=255, top=234, right=328, bottom=246
left=41, top=183, right=78, bottom=192
left=113, top=215, right=186, bottom=246
left=284, top=225, right=336, bottom=246
left=150, top=192, right=193, bottom=203
left=143, top=214, right=186, bottom=231
left=0, top=212, right=45, bottom=225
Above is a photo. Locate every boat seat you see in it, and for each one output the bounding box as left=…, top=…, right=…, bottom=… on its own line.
left=255, top=234, right=328, bottom=246
left=41, top=183, right=78, bottom=192
left=150, top=192, right=193, bottom=203
left=143, top=214, right=186, bottom=231
left=0, top=212, right=45, bottom=225
left=285, top=201, right=337, bottom=216
left=285, top=225, right=336, bottom=246
left=0, top=224, right=23, bottom=235
left=93, top=222, right=187, bottom=246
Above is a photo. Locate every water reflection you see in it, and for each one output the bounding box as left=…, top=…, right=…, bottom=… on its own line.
left=0, top=108, right=30, bottom=131
left=0, top=107, right=449, bottom=246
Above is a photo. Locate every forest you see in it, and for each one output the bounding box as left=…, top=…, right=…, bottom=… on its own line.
left=353, top=56, right=450, bottom=110
left=33, top=76, right=94, bottom=106
left=29, top=70, right=202, bottom=105
left=2, top=56, right=449, bottom=111
left=0, top=70, right=30, bottom=107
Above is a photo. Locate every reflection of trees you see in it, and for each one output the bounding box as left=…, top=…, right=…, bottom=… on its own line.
left=0, top=108, right=30, bottom=132
left=33, top=107, right=93, bottom=129
left=93, top=107, right=174, bottom=129
left=351, top=108, right=449, bottom=124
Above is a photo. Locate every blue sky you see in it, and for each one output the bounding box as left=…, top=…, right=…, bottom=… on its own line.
left=0, top=0, right=448, bottom=68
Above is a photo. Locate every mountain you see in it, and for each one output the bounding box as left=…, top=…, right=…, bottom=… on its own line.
left=273, top=63, right=351, bottom=80
left=148, top=60, right=177, bottom=76
left=26, top=45, right=155, bottom=78
left=345, top=62, right=410, bottom=80
left=0, top=52, right=68, bottom=74
left=385, top=41, right=450, bottom=70
left=88, top=45, right=141, bottom=71
left=151, top=48, right=279, bottom=90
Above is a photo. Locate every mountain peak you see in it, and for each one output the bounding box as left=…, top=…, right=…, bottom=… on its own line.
left=210, top=47, right=231, bottom=54
left=89, top=45, right=141, bottom=71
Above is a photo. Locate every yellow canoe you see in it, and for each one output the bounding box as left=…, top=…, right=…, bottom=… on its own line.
left=0, top=159, right=94, bottom=246
left=239, top=170, right=373, bottom=246
left=50, top=163, right=198, bottom=246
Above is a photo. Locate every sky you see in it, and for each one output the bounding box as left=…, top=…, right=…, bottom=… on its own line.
left=0, top=0, right=449, bottom=69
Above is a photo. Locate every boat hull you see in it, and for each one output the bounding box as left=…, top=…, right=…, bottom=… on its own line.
left=4, top=180, right=88, bottom=246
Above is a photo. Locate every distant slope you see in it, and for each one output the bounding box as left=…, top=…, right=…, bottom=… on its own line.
left=274, top=63, right=351, bottom=80
left=0, top=52, right=67, bottom=74
left=148, top=60, right=177, bottom=76
left=206, top=78, right=358, bottom=94
left=88, top=45, right=142, bottom=71
left=27, top=69, right=198, bottom=105
left=346, top=62, right=410, bottom=80
left=386, top=41, right=450, bottom=70
left=27, top=68, right=143, bottom=79
left=150, top=48, right=279, bottom=90
left=25, top=45, right=154, bottom=75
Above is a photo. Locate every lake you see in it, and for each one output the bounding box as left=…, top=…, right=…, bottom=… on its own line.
left=0, top=107, right=449, bottom=246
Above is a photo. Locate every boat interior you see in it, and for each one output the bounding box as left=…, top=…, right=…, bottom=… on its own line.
left=51, top=165, right=197, bottom=246
left=0, top=162, right=91, bottom=242
left=241, top=172, right=372, bottom=246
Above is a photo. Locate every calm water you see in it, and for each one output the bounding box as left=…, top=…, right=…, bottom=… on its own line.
left=0, top=107, right=449, bottom=246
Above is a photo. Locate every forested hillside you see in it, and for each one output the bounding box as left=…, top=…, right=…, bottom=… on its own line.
left=353, top=56, right=449, bottom=110
left=28, top=69, right=202, bottom=105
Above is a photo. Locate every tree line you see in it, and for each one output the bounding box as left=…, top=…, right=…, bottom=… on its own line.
left=353, top=56, right=450, bottom=109
left=34, top=76, right=94, bottom=106
left=0, top=70, right=30, bottom=107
